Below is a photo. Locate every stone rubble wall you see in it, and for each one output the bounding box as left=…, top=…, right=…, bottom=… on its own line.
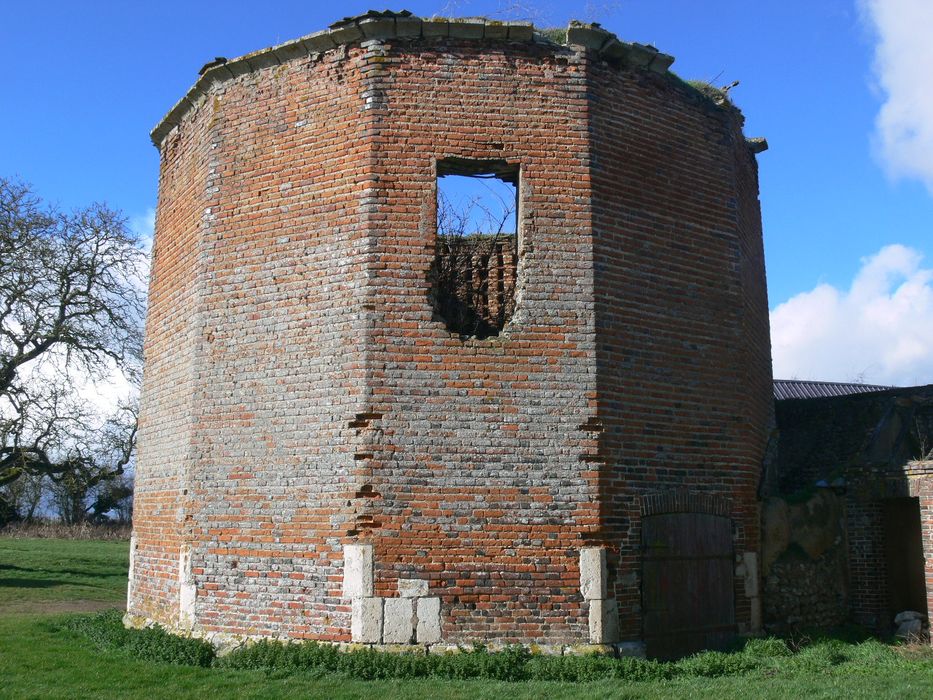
left=773, top=388, right=933, bottom=633
left=761, top=490, right=849, bottom=631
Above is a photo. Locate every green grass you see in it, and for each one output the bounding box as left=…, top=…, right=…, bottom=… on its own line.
left=1, top=535, right=932, bottom=699
left=0, top=537, right=127, bottom=613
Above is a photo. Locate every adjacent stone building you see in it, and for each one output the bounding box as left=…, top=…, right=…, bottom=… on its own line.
left=767, top=382, right=933, bottom=637
left=127, top=11, right=773, bottom=658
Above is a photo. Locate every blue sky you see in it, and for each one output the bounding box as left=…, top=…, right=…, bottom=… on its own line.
left=2, top=1, right=931, bottom=385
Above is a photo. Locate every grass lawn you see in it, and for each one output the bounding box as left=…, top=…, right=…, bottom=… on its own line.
left=0, top=537, right=128, bottom=614
left=1, top=536, right=932, bottom=699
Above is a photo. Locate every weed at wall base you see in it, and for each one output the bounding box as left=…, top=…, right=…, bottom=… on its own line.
left=67, top=610, right=925, bottom=683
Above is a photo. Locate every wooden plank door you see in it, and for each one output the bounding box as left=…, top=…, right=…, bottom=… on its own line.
left=642, top=512, right=736, bottom=659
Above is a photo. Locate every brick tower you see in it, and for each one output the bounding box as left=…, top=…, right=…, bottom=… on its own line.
left=128, top=11, right=773, bottom=658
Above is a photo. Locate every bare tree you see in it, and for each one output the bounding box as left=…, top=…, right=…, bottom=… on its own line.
left=0, top=470, right=45, bottom=522
left=0, top=177, right=145, bottom=523
left=42, top=401, right=137, bottom=524
left=103, top=473, right=134, bottom=524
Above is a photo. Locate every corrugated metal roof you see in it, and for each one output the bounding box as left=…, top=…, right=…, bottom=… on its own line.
left=773, top=379, right=895, bottom=401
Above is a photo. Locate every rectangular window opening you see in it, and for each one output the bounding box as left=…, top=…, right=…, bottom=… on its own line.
left=432, top=159, right=519, bottom=339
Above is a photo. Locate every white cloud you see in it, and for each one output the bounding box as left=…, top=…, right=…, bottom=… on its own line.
left=770, top=244, right=933, bottom=386
left=129, top=207, right=155, bottom=252
left=862, top=0, right=933, bottom=193
left=128, top=207, right=154, bottom=296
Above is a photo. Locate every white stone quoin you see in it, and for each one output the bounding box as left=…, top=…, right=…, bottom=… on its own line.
left=580, top=547, right=608, bottom=600
left=738, top=552, right=758, bottom=597
left=588, top=598, right=619, bottom=644
left=178, top=543, right=196, bottom=628
left=383, top=597, right=415, bottom=644
left=351, top=597, right=384, bottom=643
left=398, top=578, right=429, bottom=598
left=739, top=551, right=762, bottom=632
left=343, top=544, right=374, bottom=599
left=580, top=546, right=620, bottom=644
left=416, top=597, right=442, bottom=644
left=126, top=535, right=136, bottom=609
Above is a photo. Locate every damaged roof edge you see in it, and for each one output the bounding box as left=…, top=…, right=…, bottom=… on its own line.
left=149, top=12, right=677, bottom=149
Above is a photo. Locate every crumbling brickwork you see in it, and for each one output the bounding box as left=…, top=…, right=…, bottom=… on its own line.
left=129, top=12, right=773, bottom=654
left=433, top=234, right=517, bottom=338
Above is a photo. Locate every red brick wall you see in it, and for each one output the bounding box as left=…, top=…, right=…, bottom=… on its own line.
left=131, top=96, right=213, bottom=622
left=183, top=47, right=378, bottom=640
left=587, top=63, right=772, bottom=638
left=359, top=40, right=597, bottom=643
left=918, top=476, right=933, bottom=632
left=132, top=26, right=771, bottom=647
left=133, top=46, right=376, bottom=639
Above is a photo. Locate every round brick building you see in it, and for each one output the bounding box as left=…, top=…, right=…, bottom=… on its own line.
left=128, top=11, right=774, bottom=658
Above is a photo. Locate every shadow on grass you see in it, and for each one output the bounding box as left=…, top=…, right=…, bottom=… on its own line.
left=0, top=563, right=123, bottom=580
left=0, top=577, right=64, bottom=589
left=0, top=561, right=125, bottom=594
